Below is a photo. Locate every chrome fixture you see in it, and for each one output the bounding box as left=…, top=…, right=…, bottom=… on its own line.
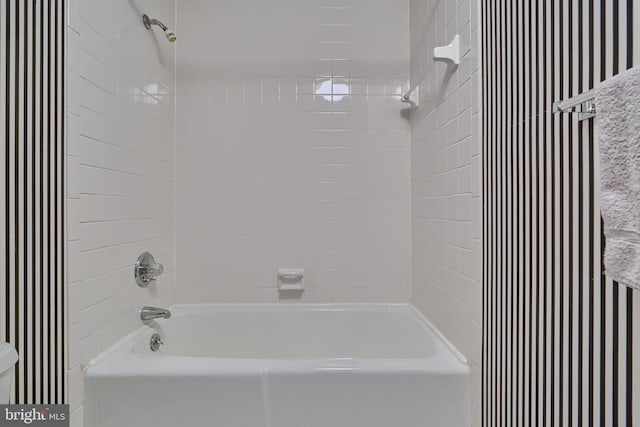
left=149, top=333, right=164, bottom=352
left=134, top=252, right=164, bottom=287
left=140, top=306, right=172, bottom=322
left=142, top=14, right=176, bottom=43
left=553, top=88, right=596, bottom=121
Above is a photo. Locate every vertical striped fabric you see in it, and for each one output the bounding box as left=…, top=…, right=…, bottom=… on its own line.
left=482, top=0, right=639, bottom=426
left=0, top=0, right=65, bottom=405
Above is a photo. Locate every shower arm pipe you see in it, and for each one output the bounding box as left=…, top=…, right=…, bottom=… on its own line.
left=142, top=14, right=176, bottom=42
left=148, top=17, right=167, bottom=31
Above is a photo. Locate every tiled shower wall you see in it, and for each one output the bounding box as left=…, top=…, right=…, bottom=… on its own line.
left=175, top=0, right=411, bottom=303
left=409, top=0, right=482, bottom=424
left=66, top=0, right=175, bottom=424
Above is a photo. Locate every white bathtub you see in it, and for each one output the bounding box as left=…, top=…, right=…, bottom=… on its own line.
left=85, top=305, right=470, bottom=427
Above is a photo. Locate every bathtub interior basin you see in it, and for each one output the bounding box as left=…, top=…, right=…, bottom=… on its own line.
left=85, top=304, right=470, bottom=427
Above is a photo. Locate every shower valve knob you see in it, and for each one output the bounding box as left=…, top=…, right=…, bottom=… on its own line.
left=135, top=252, right=164, bottom=287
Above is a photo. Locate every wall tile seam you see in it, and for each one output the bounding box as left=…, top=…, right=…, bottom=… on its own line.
left=72, top=79, right=174, bottom=123
left=73, top=58, right=168, bottom=98
left=415, top=117, right=468, bottom=135
left=410, top=167, right=474, bottom=179
left=71, top=115, right=172, bottom=148
left=75, top=59, right=174, bottom=99
left=409, top=144, right=472, bottom=161
left=76, top=217, right=171, bottom=225
left=76, top=221, right=171, bottom=231
left=78, top=264, right=171, bottom=282
left=68, top=258, right=170, bottom=284
left=80, top=189, right=172, bottom=197
left=76, top=322, right=132, bottom=349
left=76, top=139, right=174, bottom=163
left=77, top=293, right=168, bottom=321
left=411, top=213, right=473, bottom=221
left=78, top=228, right=172, bottom=240
left=78, top=164, right=172, bottom=180
left=76, top=46, right=172, bottom=100
left=457, top=74, right=473, bottom=88
left=421, top=252, right=476, bottom=266
left=412, top=199, right=473, bottom=207
left=70, top=274, right=171, bottom=298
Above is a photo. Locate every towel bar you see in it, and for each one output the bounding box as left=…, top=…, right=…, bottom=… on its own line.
left=553, top=88, right=596, bottom=121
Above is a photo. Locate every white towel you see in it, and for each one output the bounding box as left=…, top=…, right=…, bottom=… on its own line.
left=597, top=65, right=640, bottom=289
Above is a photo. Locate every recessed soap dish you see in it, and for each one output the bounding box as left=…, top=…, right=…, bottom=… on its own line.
left=278, top=268, right=304, bottom=291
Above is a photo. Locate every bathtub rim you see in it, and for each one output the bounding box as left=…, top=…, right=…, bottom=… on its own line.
left=86, top=303, right=469, bottom=370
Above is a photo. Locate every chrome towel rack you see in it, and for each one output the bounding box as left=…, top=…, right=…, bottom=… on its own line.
left=553, top=88, right=596, bottom=121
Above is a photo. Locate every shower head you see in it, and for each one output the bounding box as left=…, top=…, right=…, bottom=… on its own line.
left=143, top=14, right=177, bottom=43
left=164, top=29, right=177, bottom=43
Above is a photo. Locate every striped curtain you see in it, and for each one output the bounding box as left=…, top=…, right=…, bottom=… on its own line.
left=0, top=0, right=66, bottom=404
left=482, top=0, right=639, bottom=426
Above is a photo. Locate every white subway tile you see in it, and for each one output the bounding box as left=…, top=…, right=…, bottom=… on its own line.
left=410, top=0, right=481, bottom=422
left=67, top=0, right=176, bottom=421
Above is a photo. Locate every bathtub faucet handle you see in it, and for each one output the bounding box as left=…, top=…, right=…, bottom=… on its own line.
left=150, top=333, right=164, bottom=352
left=135, top=252, right=164, bottom=287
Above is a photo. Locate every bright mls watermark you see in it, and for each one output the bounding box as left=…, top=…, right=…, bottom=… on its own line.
left=0, top=405, right=69, bottom=426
